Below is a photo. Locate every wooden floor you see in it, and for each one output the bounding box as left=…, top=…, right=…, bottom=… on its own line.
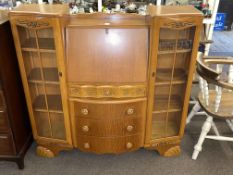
left=210, top=30, right=233, bottom=56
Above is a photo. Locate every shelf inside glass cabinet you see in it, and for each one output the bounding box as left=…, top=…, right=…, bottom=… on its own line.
left=28, top=68, right=59, bottom=84
left=153, top=95, right=182, bottom=113
left=155, top=68, right=187, bottom=85
left=152, top=120, right=179, bottom=139
left=151, top=111, right=181, bottom=139
left=21, top=38, right=55, bottom=52
left=33, top=95, right=62, bottom=113
left=158, top=49, right=192, bottom=55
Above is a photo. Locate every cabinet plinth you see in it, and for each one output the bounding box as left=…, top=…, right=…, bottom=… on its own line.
left=9, top=4, right=202, bottom=157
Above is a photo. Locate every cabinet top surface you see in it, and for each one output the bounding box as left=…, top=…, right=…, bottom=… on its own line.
left=147, top=5, right=202, bottom=16
left=10, top=4, right=69, bottom=16
left=10, top=4, right=202, bottom=17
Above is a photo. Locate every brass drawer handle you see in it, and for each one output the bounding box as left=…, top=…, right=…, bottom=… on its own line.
left=127, top=108, right=134, bottom=115
left=0, top=136, right=8, bottom=139
left=84, top=142, right=90, bottom=149
left=104, top=22, right=111, bottom=26
left=126, top=142, right=133, bottom=149
left=82, top=125, right=89, bottom=132
left=81, top=108, right=89, bottom=115
left=126, top=125, right=134, bottom=132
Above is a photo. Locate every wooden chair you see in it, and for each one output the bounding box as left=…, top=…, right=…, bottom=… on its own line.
left=190, top=54, right=233, bottom=160
left=186, top=39, right=214, bottom=124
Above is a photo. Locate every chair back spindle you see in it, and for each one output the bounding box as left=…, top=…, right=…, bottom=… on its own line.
left=203, top=80, right=209, bottom=106
left=228, top=65, right=233, bottom=84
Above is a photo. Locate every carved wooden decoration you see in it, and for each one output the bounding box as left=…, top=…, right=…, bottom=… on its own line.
left=17, top=20, right=50, bottom=29
left=164, top=21, right=195, bottom=29
left=36, top=146, right=55, bottom=158
left=151, top=140, right=181, bottom=157
left=69, top=84, right=146, bottom=98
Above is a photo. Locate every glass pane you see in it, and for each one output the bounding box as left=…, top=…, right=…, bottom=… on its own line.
left=155, top=53, right=175, bottom=84
left=22, top=51, right=42, bottom=84
left=44, top=84, right=62, bottom=112
left=153, top=85, right=170, bottom=112
left=41, top=52, right=59, bottom=83
left=50, top=113, right=66, bottom=140
left=152, top=111, right=181, bottom=139
left=34, top=111, right=51, bottom=138
left=167, top=112, right=181, bottom=137
left=29, top=83, right=46, bottom=111
left=152, top=112, right=166, bottom=139
left=17, top=26, right=37, bottom=49
left=37, top=28, right=55, bottom=50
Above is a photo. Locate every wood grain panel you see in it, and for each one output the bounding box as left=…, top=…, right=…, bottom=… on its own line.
left=0, top=110, right=9, bottom=132
left=76, top=134, right=143, bottom=154
left=0, top=133, right=15, bottom=155
left=75, top=117, right=144, bottom=137
left=66, top=28, right=148, bottom=83
left=0, top=91, right=5, bottom=108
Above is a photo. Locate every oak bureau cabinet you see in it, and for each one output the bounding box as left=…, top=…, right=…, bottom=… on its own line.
left=9, top=4, right=203, bottom=157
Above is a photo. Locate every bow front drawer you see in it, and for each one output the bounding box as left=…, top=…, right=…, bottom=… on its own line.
left=75, top=117, right=144, bottom=137
left=71, top=98, right=147, bottom=120
left=76, top=134, right=143, bottom=154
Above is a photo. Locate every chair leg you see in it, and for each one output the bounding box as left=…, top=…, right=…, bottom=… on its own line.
left=226, top=119, right=233, bottom=132
left=192, top=115, right=213, bottom=160
left=186, top=103, right=201, bottom=124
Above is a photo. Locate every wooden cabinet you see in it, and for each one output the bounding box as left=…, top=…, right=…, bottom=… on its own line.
left=145, top=7, right=203, bottom=155
left=0, top=15, right=32, bottom=169
left=9, top=4, right=202, bottom=157
left=9, top=15, right=73, bottom=155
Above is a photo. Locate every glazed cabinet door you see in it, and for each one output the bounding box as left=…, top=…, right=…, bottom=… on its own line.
left=146, top=17, right=202, bottom=144
left=10, top=17, right=71, bottom=144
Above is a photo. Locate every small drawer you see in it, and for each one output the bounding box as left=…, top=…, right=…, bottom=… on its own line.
left=72, top=98, right=146, bottom=120
left=0, top=133, right=15, bottom=155
left=76, top=117, right=144, bottom=137
left=76, top=134, right=143, bottom=154
left=0, top=109, right=9, bottom=131
left=69, top=85, right=146, bottom=98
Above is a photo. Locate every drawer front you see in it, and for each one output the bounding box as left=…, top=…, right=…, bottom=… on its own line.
left=76, top=134, right=143, bottom=154
left=0, top=133, right=15, bottom=155
left=0, top=110, right=9, bottom=131
left=76, top=117, right=144, bottom=137
left=69, top=85, right=146, bottom=98
left=72, top=98, right=146, bottom=120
